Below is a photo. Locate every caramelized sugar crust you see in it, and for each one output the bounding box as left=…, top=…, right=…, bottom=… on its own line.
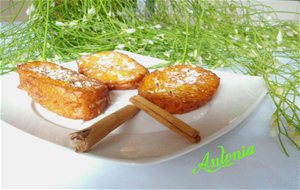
left=17, top=61, right=109, bottom=120
left=77, top=51, right=148, bottom=90
left=138, top=65, right=220, bottom=114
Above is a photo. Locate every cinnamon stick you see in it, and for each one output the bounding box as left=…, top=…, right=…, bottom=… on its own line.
left=130, top=95, right=201, bottom=143
left=70, top=105, right=139, bottom=152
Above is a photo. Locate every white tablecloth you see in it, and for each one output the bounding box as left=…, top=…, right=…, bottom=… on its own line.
left=2, top=95, right=299, bottom=189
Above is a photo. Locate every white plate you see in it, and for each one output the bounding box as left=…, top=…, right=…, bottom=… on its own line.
left=1, top=51, right=267, bottom=164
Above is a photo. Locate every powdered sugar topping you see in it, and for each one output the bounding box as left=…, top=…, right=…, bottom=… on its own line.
left=80, top=52, right=139, bottom=81
left=27, top=64, right=100, bottom=88
left=95, top=53, right=137, bottom=71
left=149, top=67, right=213, bottom=93
left=167, top=68, right=203, bottom=85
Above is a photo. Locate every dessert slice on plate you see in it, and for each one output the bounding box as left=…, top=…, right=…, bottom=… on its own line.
left=17, top=61, right=109, bottom=121
left=77, top=51, right=149, bottom=90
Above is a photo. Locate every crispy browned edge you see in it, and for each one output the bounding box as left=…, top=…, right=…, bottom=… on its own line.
left=17, top=61, right=109, bottom=120
left=77, top=51, right=149, bottom=90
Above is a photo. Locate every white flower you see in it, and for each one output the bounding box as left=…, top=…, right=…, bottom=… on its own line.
left=163, top=50, right=172, bottom=57
left=157, top=34, right=165, bottom=38
left=82, top=15, right=88, bottom=22
left=245, top=27, right=250, bottom=32
left=34, top=51, right=40, bottom=56
left=197, top=56, right=203, bottom=65
left=26, top=5, right=35, bottom=16
left=68, top=20, right=78, bottom=27
left=55, top=21, right=65, bottom=26
left=53, top=55, right=62, bottom=62
left=270, top=114, right=278, bottom=137
left=174, top=61, right=182, bottom=65
left=266, top=15, right=272, bottom=20
left=79, top=52, right=91, bottom=56
left=275, top=87, right=283, bottom=96
left=127, top=37, right=136, bottom=42
left=147, top=40, right=154, bottom=45
left=193, top=49, right=198, bottom=58
left=277, top=30, right=282, bottom=44
left=116, top=11, right=123, bottom=16
left=4, top=63, right=15, bottom=68
left=50, top=1, right=55, bottom=7
left=88, top=7, right=96, bottom=16
left=154, top=24, right=162, bottom=29
left=125, top=28, right=136, bottom=34
left=137, top=48, right=144, bottom=53
left=116, top=44, right=125, bottom=49
left=286, top=31, right=294, bottom=37
left=256, top=43, right=262, bottom=49
left=229, top=35, right=239, bottom=41
left=107, top=11, right=114, bottom=17
left=292, top=29, right=298, bottom=35
left=262, top=34, right=270, bottom=39
left=137, top=26, right=145, bottom=29
left=250, top=50, right=258, bottom=57
left=154, top=34, right=165, bottom=41
left=188, top=49, right=198, bottom=59
left=187, top=8, right=193, bottom=14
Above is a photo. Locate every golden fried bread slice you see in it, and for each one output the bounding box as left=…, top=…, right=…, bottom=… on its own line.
left=138, top=65, right=220, bottom=114
left=17, top=61, right=109, bottom=121
left=77, top=51, right=148, bottom=90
